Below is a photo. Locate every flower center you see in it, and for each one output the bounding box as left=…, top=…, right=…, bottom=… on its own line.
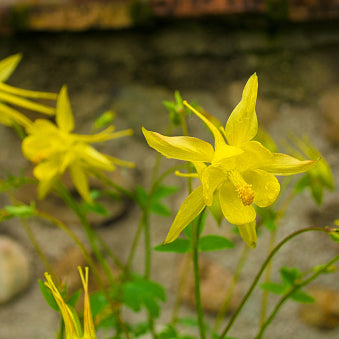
left=228, top=170, right=254, bottom=206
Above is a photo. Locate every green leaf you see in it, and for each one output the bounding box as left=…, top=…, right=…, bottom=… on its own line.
left=310, top=183, right=323, bottom=206
left=294, top=175, right=310, bottom=194
left=199, top=235, right=234, bottom=252
left=291, top=290, right=315, bottom=303
left=39, top=279, right=59, bottom=311
left=4, top=202, right=36, bottom=218
left=132, top=322, right=150, bottom=337
left=135, top=185, right=148, bottom=209
left=84, top=201, right=109, bottom=216
left=329, top=228, right=339, bottom=244
left=255, top=206, right=277, bottom=231
left=158, top=325, right=177, bottom=339
left=122, top=275, right=166, bottom=318
left=280, top=266, right=302, bottom=287
left=151, top=202, right=172, bottom=216
left=93, top=110, right=115, bottom=130
left=260, top=282, right=285, bottom=295
left=152, top=185, right=179, bottom=200
left=66, top=289, right=81, bottom=308
left=177, top=317, right=199, bottom=328
left=154, top=238, right=191, bottom=253
left=89, top=291, right=108, bottom=319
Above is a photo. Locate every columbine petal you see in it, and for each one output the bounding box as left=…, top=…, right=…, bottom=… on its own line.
left=142, top=127, right=214, bottom=162
left=77, top=144, right=115, bottom=171
left=243, top=169, right=280, bottom=207
left=0, top=102, right=32, bottom=129
left=56, top=85, right=74, bottom=133
left=44, top=272, right=83, bottom=339
left=217, top=141, right=272, bottom=172
left=37, top=178, right=59, bottom=200
left=0, top=54, right=21, bottom=82
left=163, top=185, right=205, bottom=244
left=33, top=158, right=59, bottom=181
left=219, top=181, right=256, bottom=225
left=237, top=221, right=257, bottom=248
left=260, top=153, right=316, bottom=175
left=225, top=73, right=258, bottom=146
left=0, top=91, right=55, bottom=115
left=183, top=101, right=243, bottom=162
left=74, top=127, right=133, bottom=143
left=78, top=267, right=96, bottom=339
left=200, top=165, right=227, bottom=206
left=70, top=163, right=92, bottom=203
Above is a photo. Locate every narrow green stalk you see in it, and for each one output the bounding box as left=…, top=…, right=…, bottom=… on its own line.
left=213, top=244, right=250, bottom=334
left=92, top=170, right=135, bottom=201
left=219, top=227, right=329, bottom=339
left=192, top=209, right=207, bottom=339
left=259, top=188, right=296, bottom=328
left=255, top=254, right=339, bottom=339
left=6, top=191, right=53, bottom=274
left=36, top=210, right=104, bottom=288
left=143, top=208, right=151, bottom=278
left=21, top=217, right=54, bottom=274
left=56, top=183, right=115, bottom=286
left=126, top=216, right=144, bottom=272
left=259, top=228, right=276, bottom=327
left=171, top=253, right=191, bottom=323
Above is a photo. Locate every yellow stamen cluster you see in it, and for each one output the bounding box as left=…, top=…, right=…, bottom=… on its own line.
left=228, top=170, right=255, bottom=206
left=236, top=184, right=255, bottom=206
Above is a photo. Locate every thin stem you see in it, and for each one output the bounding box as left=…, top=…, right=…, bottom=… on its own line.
left=171, top=253, right=191, bottom=323
left=213, top=244, right=250, bottom=334
left=219, top=227, right=329, bottom=339
left=255, top=254, right=339, bottom=339
left=6, top=191, right=54, bottom=274
left=21, top=217, right=54, bottom=274
left=92, top=170, right=135, bottom=201
left=126, top=216, right=144, bottom=272
left=259, top=189, right=296, bottom=327
left=56, top=183, right=115, bottom=286
left=36, top=210, right=104, bottom=288
left=259, top=228, right=276, bottom=327
left=125, top=164, right=185, bottom=272
left=192, top=209, right=207, bottom=339
left=143, top=208, right=151, bottom=279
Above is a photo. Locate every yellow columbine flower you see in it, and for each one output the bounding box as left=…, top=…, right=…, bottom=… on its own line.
left=22, top=85, right=134, bottom=202
left=142, top=73, right=316, bottom=248
left=0, top=54, right=57, bottom=129
left=44, top=267, right=96, bottom=339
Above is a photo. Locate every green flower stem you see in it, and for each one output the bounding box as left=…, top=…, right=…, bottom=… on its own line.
left=6, top=191, right=54, bottom=274
left=213, top=244, right=250, bottom=334
left=92, top=170, right=135, bottom=201
left=96, top=234, right=124, bottom=270
left=36, top=210, right=104, bottom=288
left=21, top=217, right=55, bottom=274
left=259, top=188, right=296, bottom=326
left=126, top=216, right=144, bottom=272
left=143, top=208, right=151, bottom=279
left=171, top=252, right=191, bottom=323
left=125, top=164, right=185, bottom=272
left=192, top=209, right=207, bottom=339
left=219, top=227, right=329, bottom=339
left=56, top=183, right=115, bottom=286
left=259, top=227, right=276, bottom=327
left=255, top=253, right=339, bottom=339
